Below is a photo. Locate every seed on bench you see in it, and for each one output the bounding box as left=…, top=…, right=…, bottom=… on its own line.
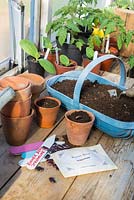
left=49, top=177, right=56, bottom=183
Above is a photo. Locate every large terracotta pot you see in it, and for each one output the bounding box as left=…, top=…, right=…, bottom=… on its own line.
left=65, top=110, right=95, bottom=146
left=34, top=96, right=61, bottom=128
left=1, top=95, right=32, bottom=117
left=54, top=60, right=77, bottom=75
left=1, top=109, right=34, bottom=146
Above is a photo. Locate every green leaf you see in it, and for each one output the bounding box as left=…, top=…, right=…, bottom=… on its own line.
left=45, top=22, right=53, bottom=33
left=117, top=32, right=126, bottom=49
left=60, top=55, right=70, bottom=66
left=92, top=35, right=101, bottom=47
left=20, top=39, right=40, bottom=60
left=105, top=22, right=116, bottom=35
left=57, top=28, right=67, bottom=46
left=66, top=20, right=80, bottom=32
left=74, top=17, right=83, bottom=26
left=39, top=59, right=56, bottom=74
left=117, top=36, right=123, bottom=50
left=128, top=55, right=134, bottom=69
left=126, top=31, right=133, bottom=47
left=76, top=40, right=84, bottom=50
left=86, top=47, right=94, bottom=59
left=43, top=37, right=52, bottom=49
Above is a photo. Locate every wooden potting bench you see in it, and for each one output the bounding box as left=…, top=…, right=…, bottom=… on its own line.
left=0, top=71, right=134, bottom=200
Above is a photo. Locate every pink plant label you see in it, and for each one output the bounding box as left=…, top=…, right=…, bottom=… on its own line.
left=26, top=146, right=48, bottom=170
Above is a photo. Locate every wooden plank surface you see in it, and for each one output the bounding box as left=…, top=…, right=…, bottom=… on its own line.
left=63, top=135, right=134, bottom=200
left=0, top=120, right=103, bottom=200
left=1, top=72, right=134, bottom=200
left=0, top=96, right=65, bottom=189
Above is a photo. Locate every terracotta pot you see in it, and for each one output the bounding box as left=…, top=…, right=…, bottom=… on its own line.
left=18, top=73, right=45, bottom=94
left=1, top=109, right=34, bottom=146
left=1, top=95, right=32, bottom=117
left=41, top=50, right=61, bottom=66
left=0, top=76, right=31, bottom=101
left=82, top=58, right=101, bottom=75
left=98, top=53, right=113, bottom=71
left=65, top=110, right=95, bottom=146
left=34, top=96, right=61, bottom=128
left=54, top=60, right=77, bottom=75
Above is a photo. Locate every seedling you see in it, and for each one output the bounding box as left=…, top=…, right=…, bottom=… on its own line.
left=59, top=55, right=71, bottom=67
left=20, top=39, right=56, bottom=74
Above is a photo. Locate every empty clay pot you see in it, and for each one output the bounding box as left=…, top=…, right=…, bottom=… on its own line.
left=1, top=109, right=34, bottom=146
left=1, top=95, right=32, bottom=117
left=18, top=73, right=45, bottom=94
left=34, top=96, right=61, bottom=128
left=65, top=110, right=95, bottom=146
left=0, top=76, right=31, bottom=101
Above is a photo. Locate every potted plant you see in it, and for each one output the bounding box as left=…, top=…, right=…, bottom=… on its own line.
left=45, top=0, right=97, bottom=65
left=111, top=0, right=134, bottom=57
left=127, top=55, right=134, bottom=78
left=55, top=55, right=77, bottom=75
left=65, top=109, right=95, bottom=146
left=19, top=39, right=56, bottom=77
left=42, top=36, right=61, bottom=66
left=83, top=8, right=132, bottom=71
left=34, top=96, right=61, bottom=128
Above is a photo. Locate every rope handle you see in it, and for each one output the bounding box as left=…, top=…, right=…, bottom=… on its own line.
left=73, top=54, right=126, bottom=108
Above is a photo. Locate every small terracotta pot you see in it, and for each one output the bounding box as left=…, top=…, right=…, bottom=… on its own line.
left=82, top=58, right=101, bottom=75
left=34, top=96, right=61, bottom=128
left=1, top=109, right=34, bottom=146
left=0, top=76, right=31, bottom=101
left=54, top=60, right=77, bottom=75
left=65, top=110, right=95, bottom=146
left=1, top=95, right=32, bottom=117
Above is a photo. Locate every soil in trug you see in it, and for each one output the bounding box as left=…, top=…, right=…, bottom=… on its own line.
left=67, top=111, right=91, bottom=123
left=52, top=80, right=134, bottom=122
left=37, top=99, right=58, bottom=108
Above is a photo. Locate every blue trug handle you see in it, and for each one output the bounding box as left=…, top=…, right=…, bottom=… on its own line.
left=73, top=54, right=126, bottom=108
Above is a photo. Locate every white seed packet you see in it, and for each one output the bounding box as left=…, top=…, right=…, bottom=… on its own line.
left=51, top=144, right=117, bottom=178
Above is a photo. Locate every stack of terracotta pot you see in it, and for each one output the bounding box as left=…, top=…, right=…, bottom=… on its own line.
left=0, top=76, right=34, bottom=146
left=18, top=73, right=45, bottom=105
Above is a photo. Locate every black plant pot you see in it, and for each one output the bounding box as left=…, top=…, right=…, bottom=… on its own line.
left=27, top=56, right=45, bottom=77
left=60, top=43, right=82, bottom=65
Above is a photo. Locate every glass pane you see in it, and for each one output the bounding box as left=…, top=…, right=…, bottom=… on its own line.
left=23, top=0, right=30, bottom=39
left=0, top=1, right=10, bottom=60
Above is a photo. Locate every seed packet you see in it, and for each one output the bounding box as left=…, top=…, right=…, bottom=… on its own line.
left=51, top=144, right=117, bottom=178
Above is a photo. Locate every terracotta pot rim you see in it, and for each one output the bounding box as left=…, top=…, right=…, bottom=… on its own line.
left=65, top=109, right=95, bottom=124
left=18, top=73, right=45, bottom=94
left=34, top=96, right=61, bottom=109
left=1, top=108, right=34, bottom=119
left=54, top=60, right=77, bottom=68
left=0, top=76, right=30, bottom=90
